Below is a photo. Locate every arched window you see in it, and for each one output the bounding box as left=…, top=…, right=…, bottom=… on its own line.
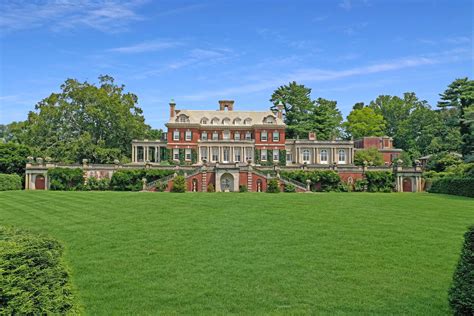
left=211, top=117, right=219, bottom=125
left=243, top=118, right=252, bottom=125
left=176, top=115, right=189, bottom=123
left=338, top=149, right=346, bottom=163
left=233, top=118, right=241, bottom=125
left=263, top=115, right=275, bottom=124
left=222, top=118, right=230, bottom=125
left=200, top=118, right=208, bottom=124
left=320, top=149, right=328, bottom=163
left=303, top=149, right=310, bottom=163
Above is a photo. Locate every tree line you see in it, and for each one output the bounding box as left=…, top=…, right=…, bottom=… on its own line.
left=0, top=75, right=473, bottom=180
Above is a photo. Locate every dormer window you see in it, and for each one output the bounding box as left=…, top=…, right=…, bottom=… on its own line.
left=233, top=118, right=241, bottom=125
left=176, top=114, right=189, bottom=123
left=243, top=118, right=252, bottom=125
left=263, top=115, right=275, bottom=124
left=201, top=118, right=208, bottom=124
left=222, top=118, right=230, bottom=125
left=211, top=117, right=219, bottom=125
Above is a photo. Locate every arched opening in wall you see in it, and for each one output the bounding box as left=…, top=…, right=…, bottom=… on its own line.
left=256, top=179, right=262, bottom=192
left=192, top=178, right=198, bottom=192
left=35, top=175, right=45, bottom=190
left=403, top=177, right=413, bottom=192
left=220, top=173, right=234, bottom=192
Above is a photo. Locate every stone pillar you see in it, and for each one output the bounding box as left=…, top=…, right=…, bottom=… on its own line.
left=247, top=167, right=253, bottom=192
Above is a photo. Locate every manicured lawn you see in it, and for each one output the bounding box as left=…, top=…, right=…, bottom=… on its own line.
left=0, top=191, right=473, bottom=314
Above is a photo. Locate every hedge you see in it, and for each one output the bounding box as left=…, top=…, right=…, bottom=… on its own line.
left=0, top=226, right=79, bottom=314
left=428, top=177, right=474, bottom=198
left=0, top=173, right=22, bottom=191
left=48, top=168, right=84, bottom=191
left=171, top=175, right=186, bottom=193
left=449, top=226, right=474, bottom=315
left=364, top=171, right=394, bottom=192
left=266, top=178, right=280, bottom=193
left=110, top=169, right=174, bottom=191
left=280, top=170, right=341, bottom=192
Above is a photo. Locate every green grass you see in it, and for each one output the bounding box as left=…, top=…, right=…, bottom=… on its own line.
left=0, top=191, right=473, bottom=315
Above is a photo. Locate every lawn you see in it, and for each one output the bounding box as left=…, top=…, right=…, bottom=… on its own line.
left=0, top=191, right=473, bottom=315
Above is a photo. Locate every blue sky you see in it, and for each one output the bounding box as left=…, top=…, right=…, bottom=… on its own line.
left=0, top=0, right=472, bottom=129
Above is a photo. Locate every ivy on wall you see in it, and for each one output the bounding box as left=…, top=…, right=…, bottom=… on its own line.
left=254, top=149, right=261, bottom=164
left=279, top=149, right=286, bottom=166
left=178, top=149, right=185, bottom=164
left=191, top=149, right=198, bottom=164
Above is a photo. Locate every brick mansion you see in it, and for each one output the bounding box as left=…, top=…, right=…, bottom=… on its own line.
left=25, top=99, right=423, bottom=192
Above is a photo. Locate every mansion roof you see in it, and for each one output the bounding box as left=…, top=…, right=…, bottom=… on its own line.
left=169, top=109, right=285, bottom=126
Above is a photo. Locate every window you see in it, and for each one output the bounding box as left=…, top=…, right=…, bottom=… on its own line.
left=261, top=149, right=267, bottom=161
left=223, top=130, right=230, bottom=140
left=173, top=148, right=179, bottom=160
left=200, top=118, right=208, bottom=124
left=261, top=131, right=268, bottom=141
left=233, top=118, right=241, bottom=125
left=303, top=149, right=310, bottom=163
left=185, top=130, right=192, bottom=141
left=338, top=149, right=346, bottom=163
left=243, top=118, right=252, bottom=125
left=211, top=118, right=219, bottom=125
left=223, top=147, right=230, bottom=162
left=320, top=149, right=328, bottom=163
left=177, top=115, right=189, bottom=123
left=201, top=132, right=208, bottom=140
left=245, top=148, right=252, bottom=162
left=222, top=118, right=230, bottom=125
left=212, top=131, right=219, bottom=140
left=273, top=149, right=279, bottom=161
left=200, top=147, right=208, bottom=161
left=234, top=148, right=241, bottom=162
left=185, top=148, right=191, bottom=161
left=245, top=131, right=252, bottom=140
left=264, top=116, right=275, bottom=124
left=212, top=147, right=219, bottom=162
left=286, top=153, right=292, bottom=163
left=234, top=132, right=240, bottom=141
left=273, top=131, right=279, bottom=142
left=173, top=130, right=180, bottom=141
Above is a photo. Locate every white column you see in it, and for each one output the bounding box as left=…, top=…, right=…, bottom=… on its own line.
left=313, top=148, right=316, bottom=164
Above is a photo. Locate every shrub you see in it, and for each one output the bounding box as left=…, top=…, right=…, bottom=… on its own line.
left=0, top=226, right=79, bottom=314
left=0, top=174, right=22, bottom=191
left=284, top=183, right=296, bottom=193
left=239, top=185, right=248, bottom=192
left=428, top=177, right=474, bottom=197
left=281, top=170, right=341, bottom=192
left=365, top=171, right=394, bottom=192
left=84, top=177, right=110, bottom=191
left=266, top=178, right=280, bottom=193
left=207, top=184, right=215, bottom=192
left=48, top=168, right=84, bottom=191
left=354, top=179, right=367, bottom=192
left=449, top=226, right=474, bottom=315
left=171, top=175, right=186, bottom=193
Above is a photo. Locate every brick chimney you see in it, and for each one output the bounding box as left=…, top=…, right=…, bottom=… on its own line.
left=308, top=132, right=317, bottom=141
left=277, top=100, right=284, bottom=119
left=218, top=100, right=234, bottom=111
left=169, top=99, right=176, bottom=118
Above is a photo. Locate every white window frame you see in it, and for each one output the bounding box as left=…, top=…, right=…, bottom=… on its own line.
left=173, top=148, right=179, bottom=160
left=201, top=132, right=208, bottom=141
left=223, top=130, right=230, bottom=140
left=200, top=147, right=208, bottom=161
left=261, top=149, right=267, bottom=161
left=273, top=149, right=279, bottom=161
left=185, top=148, right=191, bottom=161
left=273, top=131, right=279, bottom=142
left=212, top=147, right=219, bottom=162
left=185, top=130, right=192, bottom=141
left=212, top=131, right=219, bottom=140
left=302, top=149, right=310, bottom=163
left=338, top=149, right=346, bottom=164
left=234, top=132, right=240, bottom=141
left=320, top=149, right=328, bottom=164
left=173, top=130, right=180, bottom=141
left=286, top=153, right=292, bottom=163
left=261, top=131, right=268, bottom=142
left=245, top=131, right=252, bottom=140
left=245, top=148, right=252, bottom=162
left=234, top=148, right=241, bottom=162
left=223, top=147, right=230, bottom=163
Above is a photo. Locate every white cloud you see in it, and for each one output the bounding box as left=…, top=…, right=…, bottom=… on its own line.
left=108, top=40, right=182, bottom=53
left=0, top=0, right=147, bottom=33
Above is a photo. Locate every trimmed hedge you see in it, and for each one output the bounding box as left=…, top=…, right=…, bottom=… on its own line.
left=428, top=177, right=474, bottom=198
left=48, top=168, right=84, bottom=191
left=110, top=169, right=174, bottom=191
left=449, top=226, right=474, bottom=315
left=0, top=173, right=22, bottom=191
left=0, top=226, right=79, bottom=314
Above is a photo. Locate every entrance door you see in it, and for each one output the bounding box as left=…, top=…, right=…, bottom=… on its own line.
left=403, top=177, right=412, bottom=192
left=220, top=173, right=234, bottom=192
left=35, top=175, right=45, bottom=190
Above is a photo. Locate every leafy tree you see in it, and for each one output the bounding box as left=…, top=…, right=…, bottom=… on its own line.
left=23, top=75, right=154, bottom=163
left=171, top=175, right=186, bottom=193
left=270, top=82, right=342, bottom=139
left=352, top=102, right=365, bottom=110
left=438, top=78, right=474, bottom=158
left=354, top=148, right=384, bottom=166
left=0, top=143, right=34, bottom=177
left=343, top=107, right=385, bottom=139
left=426, top=152, right=463, bottom=172
left=266, top=178, right=280, bottom=193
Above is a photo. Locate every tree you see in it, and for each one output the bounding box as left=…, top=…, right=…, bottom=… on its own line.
left=343, top=107, right=385, bottom=139
left=438, top=78, right=474, bottom=158
left=23, top=75, right=154, bottom=163
left=0, top=143, right=34, bottom=177
left=354, top=148, right=384, bottom=166
left=270, top=82, right=342, bottom=139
